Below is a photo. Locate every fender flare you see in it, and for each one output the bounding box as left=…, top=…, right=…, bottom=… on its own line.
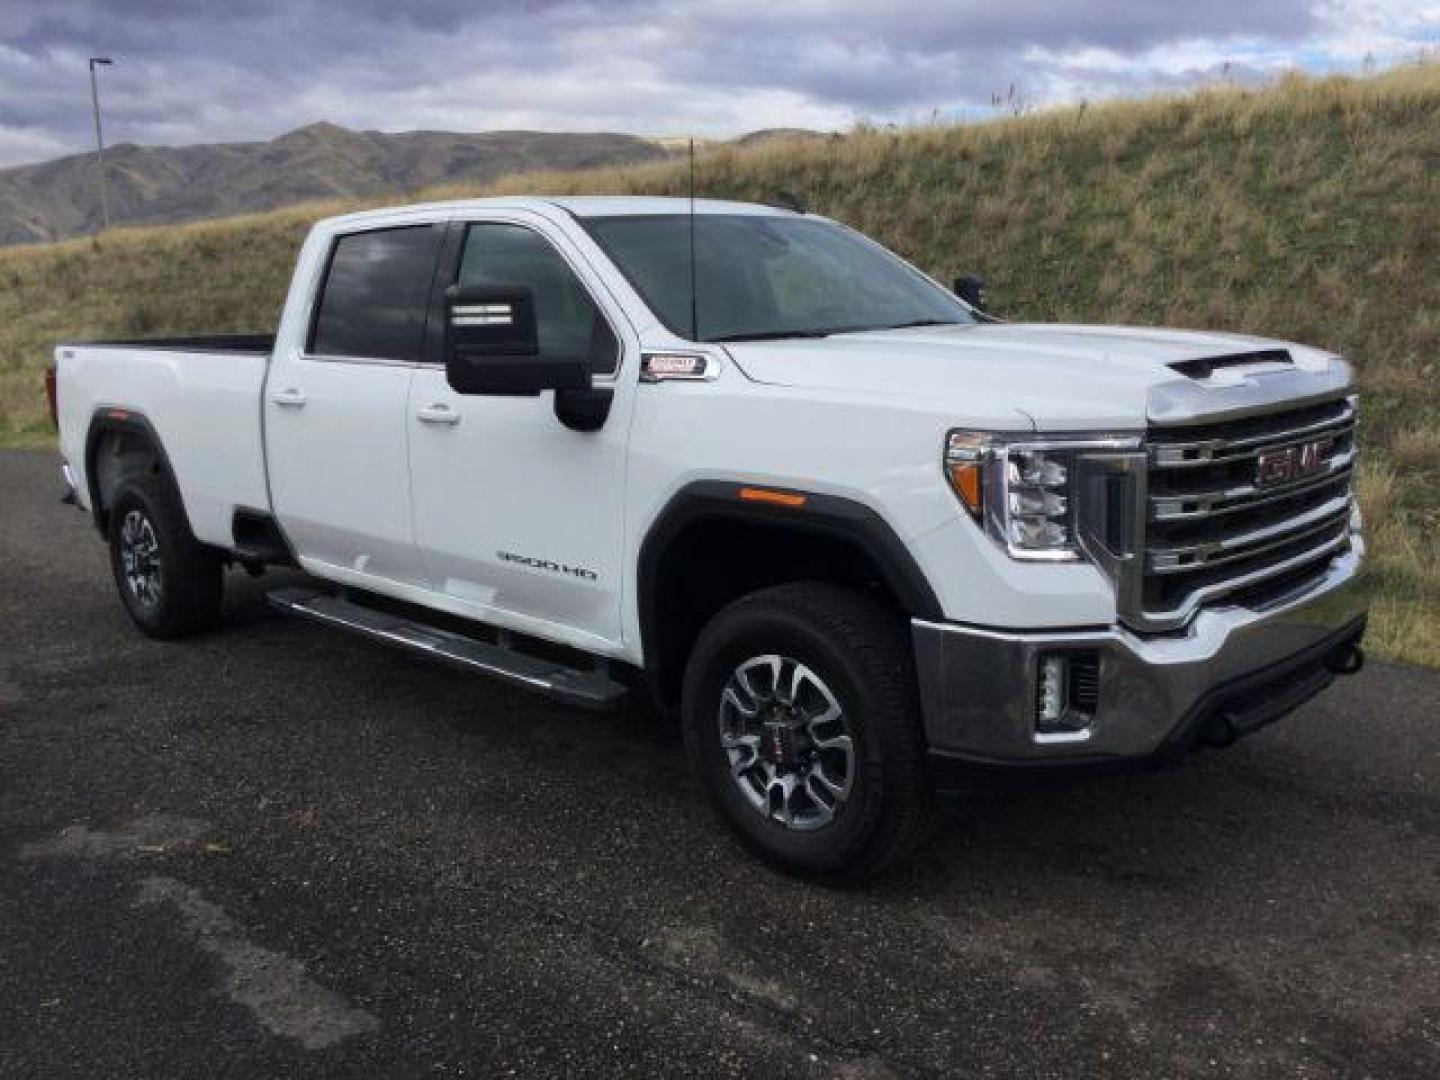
left=83, top=407, right=183, bottom=534
left=637, top=480, right=943, bottom=698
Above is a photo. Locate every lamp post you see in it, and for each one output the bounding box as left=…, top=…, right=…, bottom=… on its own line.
left=88, top=56, right=113, bottom=232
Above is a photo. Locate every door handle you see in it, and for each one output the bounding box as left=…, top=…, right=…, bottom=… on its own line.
left=416, top=403, right=461, bottom=426
left=271, top=387, right=307, bottom=408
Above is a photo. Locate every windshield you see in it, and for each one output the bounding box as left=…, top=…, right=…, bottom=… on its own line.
left=583, top=214, right=974, bottom=342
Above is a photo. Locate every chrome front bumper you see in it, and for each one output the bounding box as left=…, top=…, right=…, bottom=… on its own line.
left=912, top=548, right=1369, bottom=764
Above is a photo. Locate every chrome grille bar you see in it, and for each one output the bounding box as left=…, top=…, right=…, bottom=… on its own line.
left=1148, top=496, right=1352, bottom=573
left=1122, top=390, right=1358, bottom=633
left=1137, top=530, right=1351, bottom=627
left=1150, top=399, right=1355, bottom=467
left=1151, top=451, right=1355, bottom=522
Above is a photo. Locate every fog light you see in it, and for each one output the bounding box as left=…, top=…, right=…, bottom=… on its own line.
left=1035, top=652, right=1098, bottom=738
left=1038, top=655, right=1067, bottom=728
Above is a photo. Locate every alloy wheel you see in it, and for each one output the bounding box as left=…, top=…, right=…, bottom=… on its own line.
left=119, top=509, right=164, bottom=610
left=717, top=654, right=855, bottom=831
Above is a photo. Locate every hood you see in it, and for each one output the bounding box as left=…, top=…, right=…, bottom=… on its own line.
left=722, top=323, right=1346, bottom=430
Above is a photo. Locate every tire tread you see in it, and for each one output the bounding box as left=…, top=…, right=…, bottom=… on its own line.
left=683, top=581, right=935, bottom=881
left=108, top=473, right=222, bottom=639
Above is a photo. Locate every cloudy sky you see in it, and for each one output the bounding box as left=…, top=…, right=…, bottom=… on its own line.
left=0, top=0, right=1436, bottom=167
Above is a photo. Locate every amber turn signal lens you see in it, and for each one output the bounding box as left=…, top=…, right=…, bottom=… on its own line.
left=738, top=486, right=807, bottom=508
left=947, top=463, right=983, bottom=516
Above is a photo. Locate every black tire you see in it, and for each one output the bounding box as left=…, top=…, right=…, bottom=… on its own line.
left=107, top=474, right=223, bottom=639
left=681, top=582, right=934, bottom=881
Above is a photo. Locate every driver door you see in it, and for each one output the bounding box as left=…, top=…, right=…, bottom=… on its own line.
left=405, top=215, right=635, bottom=651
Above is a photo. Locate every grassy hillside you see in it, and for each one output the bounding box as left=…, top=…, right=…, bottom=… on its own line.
left=1, top=64, right=1436, bottom=665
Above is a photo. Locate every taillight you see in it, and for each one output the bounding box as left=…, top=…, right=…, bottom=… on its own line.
left=45, top=366, right=58, bottom=428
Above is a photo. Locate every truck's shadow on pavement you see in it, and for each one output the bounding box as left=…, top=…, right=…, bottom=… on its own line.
left=217, top=565, right=1402, bottom=910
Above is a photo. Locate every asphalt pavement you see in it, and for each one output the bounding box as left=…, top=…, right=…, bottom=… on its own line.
left=1, top=448, right=1437, bottom=1078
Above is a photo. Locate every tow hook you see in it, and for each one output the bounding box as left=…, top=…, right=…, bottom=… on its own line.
left=1326, top=643, right=1365, bottom=676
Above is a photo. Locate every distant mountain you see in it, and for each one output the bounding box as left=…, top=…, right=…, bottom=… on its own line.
left=0, top=123, right=670, bottom=247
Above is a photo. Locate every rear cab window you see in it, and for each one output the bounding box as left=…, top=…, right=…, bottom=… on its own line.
left=310, top=225, right=444, bottom=362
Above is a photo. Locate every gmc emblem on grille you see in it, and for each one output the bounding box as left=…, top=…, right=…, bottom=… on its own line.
left=1255, top=437, right=1332, bottom=487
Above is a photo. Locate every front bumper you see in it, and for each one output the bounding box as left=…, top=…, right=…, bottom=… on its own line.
left=913, top=548, right=1369, bottom=765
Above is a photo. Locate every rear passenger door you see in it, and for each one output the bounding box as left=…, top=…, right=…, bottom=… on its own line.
left=266, top=223, right=443, bottom=589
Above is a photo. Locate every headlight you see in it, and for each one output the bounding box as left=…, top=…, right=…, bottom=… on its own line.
left=945, top=431, right=1139, bottom=561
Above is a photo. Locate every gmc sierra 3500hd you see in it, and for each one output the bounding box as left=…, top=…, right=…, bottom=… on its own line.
left=52, top=196, right=1368, bottom=879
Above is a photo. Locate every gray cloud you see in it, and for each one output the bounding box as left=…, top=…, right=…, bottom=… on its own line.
left=0, top=0, right=1433, bottom=167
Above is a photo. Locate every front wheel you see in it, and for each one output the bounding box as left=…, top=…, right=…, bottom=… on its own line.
left=681, top=583, right=934, bottom=881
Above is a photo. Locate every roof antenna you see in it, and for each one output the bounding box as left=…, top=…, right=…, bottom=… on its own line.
left=688, top=138, right=699, bottom=341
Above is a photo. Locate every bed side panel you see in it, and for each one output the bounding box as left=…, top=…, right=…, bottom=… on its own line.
left=57, top=345, right=269, bottom=547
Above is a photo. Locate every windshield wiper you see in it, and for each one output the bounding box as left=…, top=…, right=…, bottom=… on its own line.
left=865, top=318, right=965, bottom=332
left=708, top=328, right=835, bottom=342
left=711, top=319, right=965, bottom=343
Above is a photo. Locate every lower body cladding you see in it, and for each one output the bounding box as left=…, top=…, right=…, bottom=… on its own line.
left=913, top=549, right=1369, bottom=767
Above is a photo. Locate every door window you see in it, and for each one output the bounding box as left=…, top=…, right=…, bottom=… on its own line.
left=311, top=225, right=443, bottom=362
left=458, top=223, right=619, bottom=375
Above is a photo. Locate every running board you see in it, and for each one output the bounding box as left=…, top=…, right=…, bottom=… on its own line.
left=266, top=586, right=627, bottom=711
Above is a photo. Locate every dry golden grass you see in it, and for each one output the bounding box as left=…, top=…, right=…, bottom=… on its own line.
left=2, top=62, right=1436, bottom=664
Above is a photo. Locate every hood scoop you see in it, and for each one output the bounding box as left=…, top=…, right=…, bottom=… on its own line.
left=1169, top=349, right=1292, bottom=381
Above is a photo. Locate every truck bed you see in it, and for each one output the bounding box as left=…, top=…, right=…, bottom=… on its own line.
left=61, top=333, right=276, bottom=354
left=55, top=339, right=273, bottom=550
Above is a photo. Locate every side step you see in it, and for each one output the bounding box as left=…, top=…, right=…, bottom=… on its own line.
left=266, top=586, right=628, bottom=711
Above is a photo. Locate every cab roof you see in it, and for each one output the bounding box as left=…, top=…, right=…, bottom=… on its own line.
left=318, top=195, right=794, bottom=231
left=542, top=196, right=791, bottom=218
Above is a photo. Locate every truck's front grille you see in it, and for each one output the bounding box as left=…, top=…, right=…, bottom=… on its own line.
left=1138, top=395, right=1356, bottom=628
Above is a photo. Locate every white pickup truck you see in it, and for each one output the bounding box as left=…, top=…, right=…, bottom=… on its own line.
left=53, top=196, right=1368, bottom=878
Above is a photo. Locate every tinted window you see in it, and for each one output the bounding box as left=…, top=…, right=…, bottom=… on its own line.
left=458, top=223, right=618, bottom=375
left=311, top=225, right=443, bottom=362
left=584, top=215, right=972, bottom=343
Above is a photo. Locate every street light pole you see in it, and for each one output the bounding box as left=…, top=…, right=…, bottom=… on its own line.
left=88, top=57, right=113, bottom=232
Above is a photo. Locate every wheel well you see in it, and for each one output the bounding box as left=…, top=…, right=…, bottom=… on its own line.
left=643, top=516, right=920, bottom=707
left=85, top=416, right=172, bottom=533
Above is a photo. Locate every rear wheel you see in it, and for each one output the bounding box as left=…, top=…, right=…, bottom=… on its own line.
left=681, top=582, right=934, bottom=881
left=107, top=474, right=223, bottom=639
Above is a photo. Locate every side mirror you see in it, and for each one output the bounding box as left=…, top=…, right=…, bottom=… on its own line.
left=444, top=285, right=591, bottom=396
left=954, top=274, right=987, bottom=313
